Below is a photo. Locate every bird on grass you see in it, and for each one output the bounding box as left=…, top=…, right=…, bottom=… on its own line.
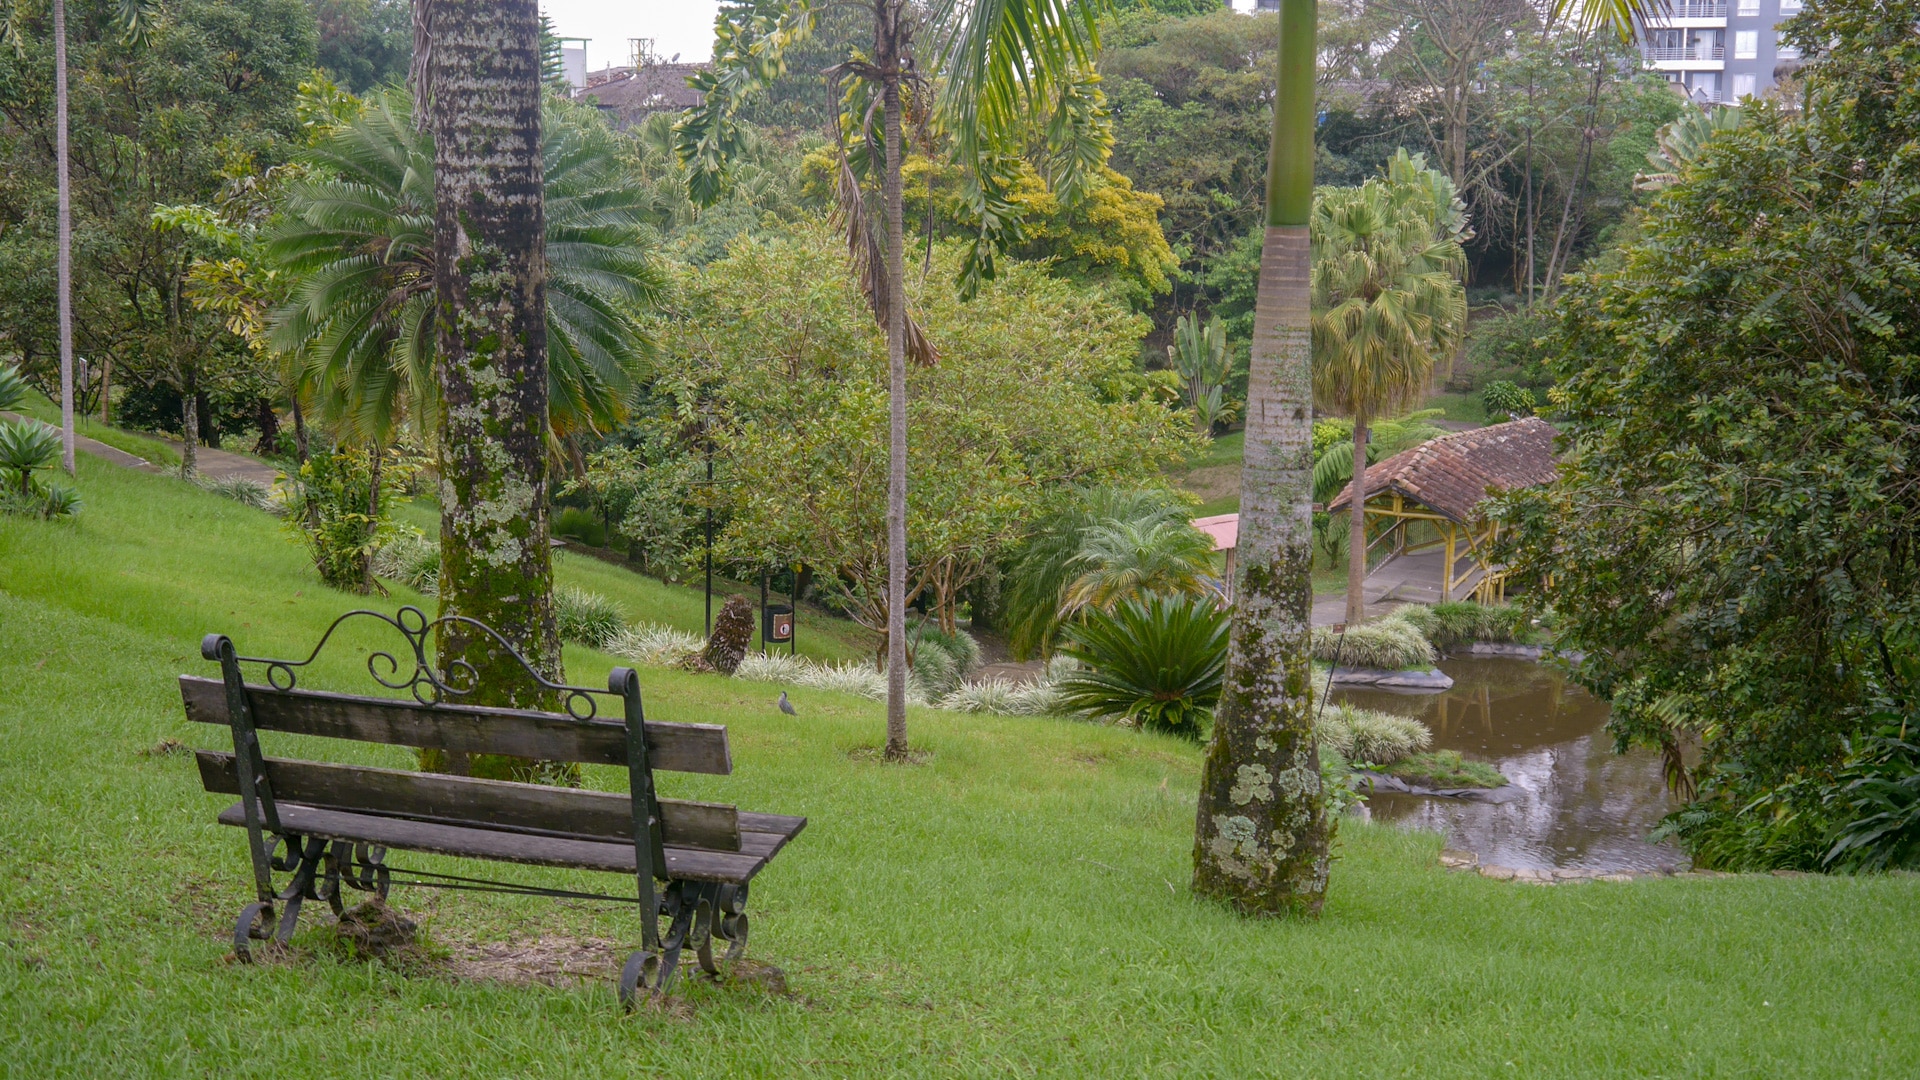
left=777, top=692, right=797, bottom=716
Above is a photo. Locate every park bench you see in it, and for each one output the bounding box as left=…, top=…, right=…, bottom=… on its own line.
left=180, top=605, right=804, bottom=1006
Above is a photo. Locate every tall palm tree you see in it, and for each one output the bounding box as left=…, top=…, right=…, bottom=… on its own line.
left=1313, top=157, right=1468, bottom=624
left=423, top=0, right=557, bottom=745
left=52, top=0, right=71, bottom=474
left=269, top=91, right=659, bottom=455
left=679, top=0, right=1107, bottom=759
left=1193, top=0, right=1648, bottom=916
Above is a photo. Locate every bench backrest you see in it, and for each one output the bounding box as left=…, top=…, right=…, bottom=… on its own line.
left=185, top=607, right=724, bottom=912
left=179, top=676, right=732, bottom=773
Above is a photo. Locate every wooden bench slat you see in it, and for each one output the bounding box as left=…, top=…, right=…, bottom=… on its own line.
left=196, top=751, right=741, bottom=851
left=214, top=802, right=768, bottom=883
left=181, top=676, right=731, bottom=774
left=736, top=812, right=808, bottom=863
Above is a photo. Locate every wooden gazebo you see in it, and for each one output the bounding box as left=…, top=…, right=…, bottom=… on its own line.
left=1325, top=418, right=1558, bottom=604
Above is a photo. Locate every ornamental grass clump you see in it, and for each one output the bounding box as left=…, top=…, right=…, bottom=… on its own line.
left=1312, top=616, right=1436, bottom=670
left=605, top=623, right=704, bottom=667
left=1316, top=703, right=1432, bottom=766
left=1393, top=602, right=1534, bottom=649
left=371, top=528, right=440, bottom=593
left=198, top=475, right=274, bottom=511
left=555, top=586, right=625, bottom=649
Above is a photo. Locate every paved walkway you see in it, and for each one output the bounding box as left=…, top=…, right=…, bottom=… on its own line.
left=1, top=412, right=280, bottom=485
left=1312, top=549, right=1481, bottom=627
left=2, top=412, right=160, bottom=473
left=157, top=438, right=281, bottom=485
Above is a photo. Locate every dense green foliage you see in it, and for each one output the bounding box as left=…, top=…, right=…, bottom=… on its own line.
left=280, top=444, right=391, bottom=592
left=268, top=92, right=663, bottom=444
left=1494, top=0, right=1920, bottom=870
left=640, top=223, right=1196, bottom=639
left=0, top=0, right=313, bottom=436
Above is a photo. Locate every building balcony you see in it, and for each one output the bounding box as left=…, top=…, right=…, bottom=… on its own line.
left=1644, top=44, right=1725, bottom=61
left=1644, top=0, right=1727, bottom=19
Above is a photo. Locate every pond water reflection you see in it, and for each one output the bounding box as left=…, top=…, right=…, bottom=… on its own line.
left=1334, top=657, right=1687, bottom=872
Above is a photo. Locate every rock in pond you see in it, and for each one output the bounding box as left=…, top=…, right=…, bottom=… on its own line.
left=1327, top=666, right=1455, bottom=690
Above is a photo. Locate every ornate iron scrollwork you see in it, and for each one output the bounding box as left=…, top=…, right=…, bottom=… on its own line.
left=225, top=605, right=616, bottom=719
left=231, top=836, right=393, bottom=962
left=618, top=881, right=753, bottom=1007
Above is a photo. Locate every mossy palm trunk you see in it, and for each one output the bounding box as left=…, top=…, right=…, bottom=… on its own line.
left=426, top=0, right=562, bottom=773
left=1191, top=0, right=1330, bottom=916
left=1347, top=419, right=1369, bottom=624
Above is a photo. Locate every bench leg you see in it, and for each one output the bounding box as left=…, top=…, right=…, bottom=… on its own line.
left=618, top=881, right=754, bottom=1008
left=231, top=835, right=330, bottom=963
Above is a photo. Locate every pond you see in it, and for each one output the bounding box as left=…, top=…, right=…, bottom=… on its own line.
left=1334, top=657, right=1688, bottom=872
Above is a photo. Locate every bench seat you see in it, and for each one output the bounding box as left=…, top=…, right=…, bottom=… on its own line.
left=215, top=802, right=804, bottom=882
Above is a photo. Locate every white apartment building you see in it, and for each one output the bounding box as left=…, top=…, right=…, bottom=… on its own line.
left=1640, top=0, right=1806, bottom=105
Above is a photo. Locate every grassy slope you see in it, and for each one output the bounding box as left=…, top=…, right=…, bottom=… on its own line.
left=10, top=391, right=182, bottom=468
left=1, top=458, right=1916, bottom=1077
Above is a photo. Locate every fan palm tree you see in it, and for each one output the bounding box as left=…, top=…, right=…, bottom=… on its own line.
left=1194, top=0, right=1651, bottom=915
left=268, top=91, right=661, bottom=457
left=1061, top=518, right=1221, bottom=617
left=680, top=0, right=1108, bottom=759
left=1313, top=157, right=1468, bottom=625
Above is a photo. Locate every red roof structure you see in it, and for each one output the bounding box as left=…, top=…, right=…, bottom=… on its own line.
left=1326, top=417, right=1559, bottom=523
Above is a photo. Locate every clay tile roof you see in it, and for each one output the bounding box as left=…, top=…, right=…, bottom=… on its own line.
left=1325, top=417, right=1560, bottom=524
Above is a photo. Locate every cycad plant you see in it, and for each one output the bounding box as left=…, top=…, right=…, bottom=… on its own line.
left=1055, top=592, right=1228, bottom=739
left=268, top=91, right=662, bottom=449
left=1313, top=151, right=1469, bottom=624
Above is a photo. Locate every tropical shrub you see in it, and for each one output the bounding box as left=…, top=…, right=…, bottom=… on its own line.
left=1481, top=380, right=1535, bottom=421
left=1000, top=488, right=1192, bottom=659
left=908, top=624, right=982, bottom=697
left=370, top=528, right=440, bottom=593
left=1311, top=616, right=1436, bottom=670
left=0, top=417, right=61, bottom=497
left=1822, top=721, right=1920, bottom=872
left=1316, top=703, right=1432, bottom=766
left=555, top=586, right=624, bottom=649
left=1055, top=592, right=1228, bottom=738
left=281, top=446, right=391, bottom=593
left=552, top=506, right=607, bottom=548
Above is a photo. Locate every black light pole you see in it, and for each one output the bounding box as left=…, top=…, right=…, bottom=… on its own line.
left=703, top=409, right=715, bottom=638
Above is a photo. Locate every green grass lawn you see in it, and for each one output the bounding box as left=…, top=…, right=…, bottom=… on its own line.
left=1427, top=390, right=1492, bottom=427
left=2, top=455, right=1916, bottom=1077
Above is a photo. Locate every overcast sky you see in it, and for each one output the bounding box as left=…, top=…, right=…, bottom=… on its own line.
left=544, top=0, right=727, bottom=70
left=543, top=0, right=1263, bottom=72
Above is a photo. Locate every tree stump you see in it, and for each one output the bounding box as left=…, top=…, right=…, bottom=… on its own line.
left=702, top=595, right=755, bottom=674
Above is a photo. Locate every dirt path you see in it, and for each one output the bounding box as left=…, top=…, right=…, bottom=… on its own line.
left=158, top=438, right=281, bottom=486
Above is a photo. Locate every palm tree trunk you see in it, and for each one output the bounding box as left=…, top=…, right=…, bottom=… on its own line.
left=179, top=373, right=198, bottom=480
left=1345, top=419, right=1370, bottom=625
left=426, top=0, right=562, bottom=769
left=54, top=0, right=74, bottom=475
left=878, top=1, right=910, bottom=759
left=1191, top=0, right=1330, bottom=917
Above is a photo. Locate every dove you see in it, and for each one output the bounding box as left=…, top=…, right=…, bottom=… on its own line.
left=777, top=691, right=797, bottom=715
